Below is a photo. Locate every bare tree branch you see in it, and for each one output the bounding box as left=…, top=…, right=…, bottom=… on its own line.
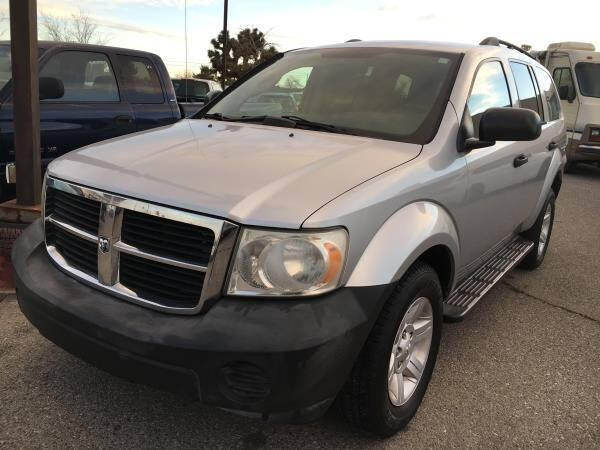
left=41, top=9, right=109, bottom=45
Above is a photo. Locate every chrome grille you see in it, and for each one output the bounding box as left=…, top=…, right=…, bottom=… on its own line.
left=43, top=177, right=239, bottom=314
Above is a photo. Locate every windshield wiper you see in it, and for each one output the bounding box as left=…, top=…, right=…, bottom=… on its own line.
left=281, top=115, right=354, bottom=135
left=202, top=112, right=225, bottom=120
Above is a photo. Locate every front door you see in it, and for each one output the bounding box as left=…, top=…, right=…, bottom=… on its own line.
left=459, top=60, right=525, bottom=267
left=550, top=55, right=580, bottom=138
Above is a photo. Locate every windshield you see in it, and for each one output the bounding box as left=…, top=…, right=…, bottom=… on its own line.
left=575, top=62, right=600, bottom=98
left=204, top=47, right=461, bottom=144
left=0, top=45, right=11, bottom=92
left=173, top=79, right=209, bottom=99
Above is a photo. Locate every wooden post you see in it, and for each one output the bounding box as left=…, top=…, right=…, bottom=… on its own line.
left=9, top=0, right=41, bottom=206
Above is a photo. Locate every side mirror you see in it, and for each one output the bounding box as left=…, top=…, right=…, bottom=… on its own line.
left=205, top=90, right=222, bottom=104
left=558, top=85, right=576, bottom=103
left=479, top=107, right=542, bottom=142
left=39, top=77, right=64, bottom=101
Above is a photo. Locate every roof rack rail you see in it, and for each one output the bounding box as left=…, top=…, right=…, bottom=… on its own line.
left=479, top=37, right=533, bottom=59
left=346, top=39, right=362, bottom=43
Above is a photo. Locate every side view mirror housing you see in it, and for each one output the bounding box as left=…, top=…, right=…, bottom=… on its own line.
left=458, top=107, right=542, bottom=152
left=558, top=85, right=576, bottom=103
left=39, top=77, right=64, bottom=101
left=479, top=107, right=542, bottom=142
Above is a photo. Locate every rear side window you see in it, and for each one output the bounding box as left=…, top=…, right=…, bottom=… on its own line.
left=40, top=51, right=119, bottom=102
left=534, top=67, right=561, bottom=122
left=117, top=55, right=164, bottom=104
left=509, top=62, right=541, bottom=115
left=467, top=61, right=511, bottom=138
left=553, top=67, right=576, bottom=100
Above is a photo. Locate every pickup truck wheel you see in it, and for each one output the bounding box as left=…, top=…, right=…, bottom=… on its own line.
left=339, top=261, right=442, bottom=437
left=519, top=191, right=556, bottom=270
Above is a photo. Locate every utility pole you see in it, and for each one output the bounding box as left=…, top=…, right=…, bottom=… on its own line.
left=9, top=0, right=41, bottom=206
left=222, top=0, right=228, bottom=90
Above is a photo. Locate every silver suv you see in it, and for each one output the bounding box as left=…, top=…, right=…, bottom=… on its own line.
left=13, top=38, right=565, bottom=437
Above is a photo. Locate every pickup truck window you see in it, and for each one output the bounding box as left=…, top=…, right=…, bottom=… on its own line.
left=510, top=62, right=542, bottom=115
left=173, top=79, right=209, bottom=99
left=467, top=61, right=511, bottom=138
left=575, top=62, right=600, bottom=98
left=534, top=67, right=561, bottom=122
left=205, top=48, right=461, bottom=144
left=117, top=55, right=164, bottom=104
left=40, top=51, right=119, bottom=103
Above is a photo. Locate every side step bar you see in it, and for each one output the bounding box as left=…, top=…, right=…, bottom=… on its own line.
left=443, top=237, right=534, bottom=320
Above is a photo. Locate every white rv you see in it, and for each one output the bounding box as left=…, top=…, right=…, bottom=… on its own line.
left=537, top=42, right=600, bottom=170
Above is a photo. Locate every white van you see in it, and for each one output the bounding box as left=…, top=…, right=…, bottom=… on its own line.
left=537, top=42, right=600, bottom=171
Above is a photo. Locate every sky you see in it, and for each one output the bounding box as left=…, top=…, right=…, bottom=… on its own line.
left=0, top=0, right=599, bottom=76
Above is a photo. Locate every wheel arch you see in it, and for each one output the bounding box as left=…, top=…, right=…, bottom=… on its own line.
left=346, top=201, right=459, bottom=296
left=551, top=170, right=562, bottom=198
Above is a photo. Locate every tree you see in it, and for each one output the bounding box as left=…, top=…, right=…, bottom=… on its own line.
left=193, top=65, right=217, bottom=81
left=206, top=28, right=278, bottom=86
left=41, top=9, right=109, bottom=45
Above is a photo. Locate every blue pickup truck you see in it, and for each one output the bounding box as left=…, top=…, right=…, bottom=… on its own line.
left=0, top=41, right=181, bottom=199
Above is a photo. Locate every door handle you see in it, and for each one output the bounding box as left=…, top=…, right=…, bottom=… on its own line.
left=115, top=115, right=134, bottom=125
left=547, top=141, right=558, bottom=151
left=513, top=154, right=529, bottom=168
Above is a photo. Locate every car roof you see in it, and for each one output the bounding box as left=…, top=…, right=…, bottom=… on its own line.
left=0, top=40, right=160, bottom=59
left=291, top=39, right=540, bottom=64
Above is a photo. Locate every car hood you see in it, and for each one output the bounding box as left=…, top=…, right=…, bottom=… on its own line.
left=48, top=119, right=421, bottom=228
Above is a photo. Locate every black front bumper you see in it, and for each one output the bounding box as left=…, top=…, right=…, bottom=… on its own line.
left=13, top=220, right=389, bottom=423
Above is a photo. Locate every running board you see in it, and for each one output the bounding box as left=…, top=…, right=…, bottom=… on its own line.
left=443, top=237, right=534, bottom=320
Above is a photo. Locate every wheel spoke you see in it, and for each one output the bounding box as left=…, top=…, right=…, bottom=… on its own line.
left=396, top=373, right=404, bottom=403
left=405, top=356, right=424, bottom=380
left=388, top=354, right=396, bottom=381
left=412, top=318, right=433, bottom=343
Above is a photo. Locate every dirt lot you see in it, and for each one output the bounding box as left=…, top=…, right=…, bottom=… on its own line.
left=1, top=165, right=599, bottom=449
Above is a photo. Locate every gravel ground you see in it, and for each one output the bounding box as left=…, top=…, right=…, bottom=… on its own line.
left=1, top=165, right=599, bottom=449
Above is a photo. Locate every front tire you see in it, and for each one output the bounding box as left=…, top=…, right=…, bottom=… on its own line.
left=519, top=191, right=556, bottom=270
left=339, top=261, right=443, bottom=437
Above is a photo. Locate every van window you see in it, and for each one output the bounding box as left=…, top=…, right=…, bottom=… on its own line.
left=510, top=62, right=541, bottom=115
left=534, top=67, right=561, bottom=121
left=40, top=51, right=119, bottom=102
left=575, top=63, right=600, bottom=98
left=467, top=61, right=511, bottom=138
left=117, top=55, right=164, bottom=104
left=553, top=68, right=576, bottom=100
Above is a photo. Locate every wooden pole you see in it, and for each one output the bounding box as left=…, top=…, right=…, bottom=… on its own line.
left=9, top=0, right=41, bottom=206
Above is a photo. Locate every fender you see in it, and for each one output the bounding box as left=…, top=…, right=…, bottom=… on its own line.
left=522, top=149, right=565, bottom=230
left=346, top=201, right=459, bottom=290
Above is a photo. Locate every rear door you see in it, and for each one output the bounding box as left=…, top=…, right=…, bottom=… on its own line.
left=507, top=60, right=553, bottom=227
left=114, top=54, right=176, bottom=132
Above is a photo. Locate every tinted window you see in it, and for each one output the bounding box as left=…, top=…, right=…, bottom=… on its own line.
left=117, top=55, right=164, bottom=103
left=173, top=79, right=209, bottom=98
left=553, top=67, right=576, bottom=100
left=207, top=48, right=461, bottom=144
left=0, top=45, right=11, bottom=92
left=575, top=63, right=600, bottom=98
left=40, top=51, right=119, bottom=102
left=534, top=67, right=561, bottom=121
left=510, top=62, right=541, bottom=114
left=467, top=61, right=511, bottom=137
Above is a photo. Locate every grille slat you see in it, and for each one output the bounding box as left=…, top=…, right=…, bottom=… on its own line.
left=46, top=188, right=100, bottom=235
left=47, top=223, right=98, bottom=276
left=122, top=209, right=214, bottom=266
left=120, top=253, right=204, bottom=308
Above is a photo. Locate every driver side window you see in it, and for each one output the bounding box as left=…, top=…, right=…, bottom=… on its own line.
left=467, top=61, right=511, bottom=138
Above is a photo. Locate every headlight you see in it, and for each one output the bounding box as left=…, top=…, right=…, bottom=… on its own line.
left=227, top=228, right=348, bottom=296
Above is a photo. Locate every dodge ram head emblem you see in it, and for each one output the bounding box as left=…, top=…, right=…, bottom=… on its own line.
left=98, top=237, right=110, bottom=254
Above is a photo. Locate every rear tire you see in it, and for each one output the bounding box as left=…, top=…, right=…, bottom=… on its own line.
left=519, top=191, right=555, bottom=270
left=339, top=261, right=443, bottom=437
